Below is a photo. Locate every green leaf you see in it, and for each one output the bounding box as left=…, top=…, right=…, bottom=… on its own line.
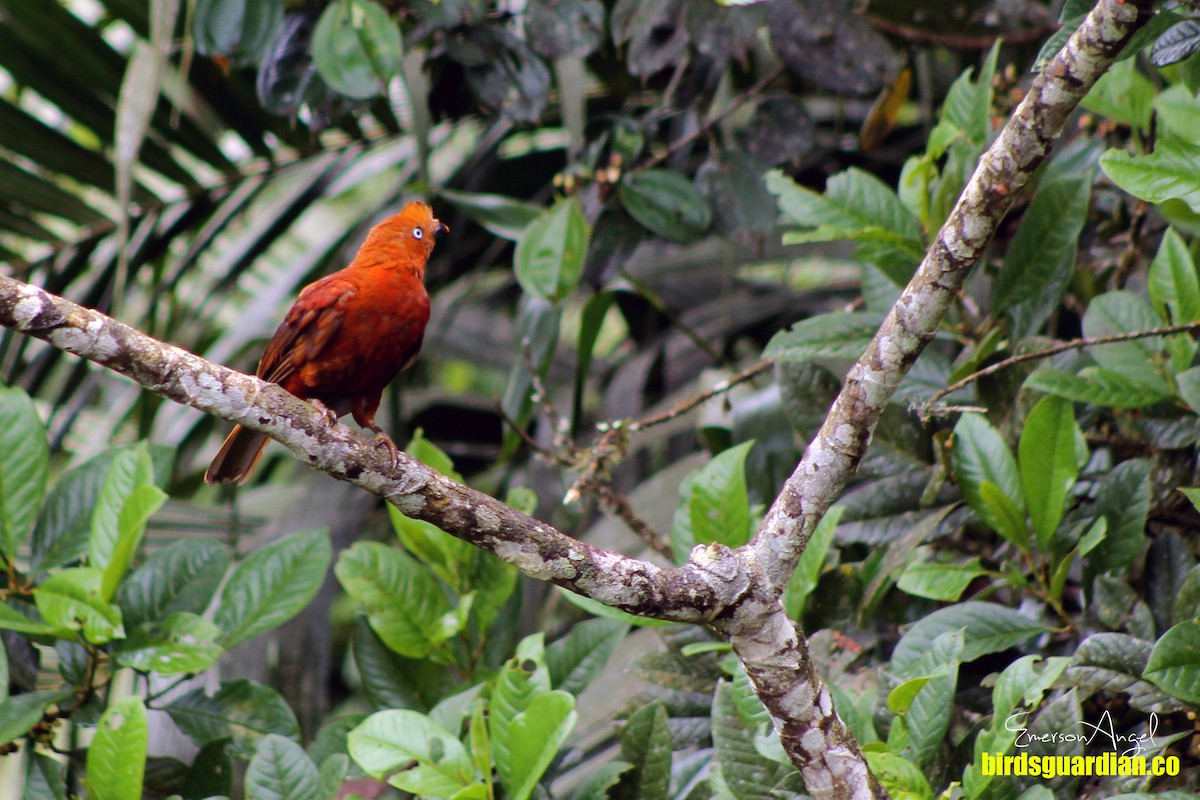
left=689, top=441, right=755, bottom=549
left=1101, top=141, right=1200, bottom=212
left=710, top=681, right=792, bottom=800
left=1066, top=634, right=1183, bottom=714
left=764, top=311, right=884, bottom=364
left=32, top=449, right=127, bottom=575
left=767, top=168, right=923, bottom=285
left=0, top=602, right=61, bottom=636
left=618, top=169, right=712, bottom=242
left=116, top=612, right=223, bottom=675
left=902, top=630, right=963, bottom=769
left=1143, top=620, right=1200, bottom=704
left=864, top=752, right=933, bottom=800
left=546, top=618, right=627, bottom=695
left=246, top=733, right=321, bottom=800
left=166, top=679, right=300, bottom=759
left=117, top=537, right=228, bottom=630
left=312, top=0, right=402, bottom=99
left=0, top=689, right=73, bottom=746
left=0, top=387, right=49, bottom=561
left=978, top=480, right=1029, bottom=552
left=23, top=751, right=69, bottom=800
left=192, top=0, right=283, bottom=66
left=783, top=506, right=843, bottom=617
left=1089, top=459, right=1151, bottom=575
left=318, top=753, right=351, bottom=800
left=349, top=710, right=474, bottom=797
left=617, top=703, right=672, bottom=800
left=1019, top=396, right=1080, bottom=550
left=89, top=445, right=153, bottom=572
left=101, top=484, right=167, bottom=602
left=890, top=601, right=1045, bottom=678
left=497, top=691, right=577, bottom=800
left=1149, top=228, right=1200, bottom=325
left=898, top=557, right=988, bottom=602
left=514, top=197, right=590, bottom=303
left=1079, top=58, right=1155, bottom=129
left=86, top=697, right=147, bottom=800
left=1025, top=366, right=1171, bottom=409
left=440, top=189, right=542, bottom=242
left=34, top=567, right=124, bottom=643
left=929, top=42, right=998, bottom=152
left=952, top=413, right=1025, bottom=543
left=335, top=541, right=457, bottom=660
left=995, top=176, right=1091, bottom=337
left=1082, top=291, right=1171, bottom=393
left=214, top=528, right=331, bottom=649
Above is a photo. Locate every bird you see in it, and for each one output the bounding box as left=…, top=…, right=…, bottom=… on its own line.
left=205, top=200, right=448, bottom=485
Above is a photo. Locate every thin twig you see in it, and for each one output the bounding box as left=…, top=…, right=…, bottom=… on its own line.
left=619, top=270, right=729, bottom=367
left=580, top=478, right=673, bottom=559
left=627, top=359, right=774, bottom=433
left=923, top=321, right=1200, bottom=415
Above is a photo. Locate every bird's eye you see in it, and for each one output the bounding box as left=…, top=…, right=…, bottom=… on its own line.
left=413, top=227, right=424, bottom=239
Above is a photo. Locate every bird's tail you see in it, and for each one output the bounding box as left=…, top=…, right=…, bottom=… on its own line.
left=204, top=425, right=269, bottom=485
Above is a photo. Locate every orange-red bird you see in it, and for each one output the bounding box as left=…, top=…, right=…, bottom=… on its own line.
left=205, top=201, right=447, bottom=485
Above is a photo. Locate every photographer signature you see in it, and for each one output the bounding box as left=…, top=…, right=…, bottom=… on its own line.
left=1005, top=710, right=1160, bottom=757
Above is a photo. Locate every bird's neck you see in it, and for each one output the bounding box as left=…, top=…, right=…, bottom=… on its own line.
left=349, top=237, right=426, bottom=282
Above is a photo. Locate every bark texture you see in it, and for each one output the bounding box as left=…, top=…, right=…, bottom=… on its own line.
left=0, top=2, right=1153, bottom=797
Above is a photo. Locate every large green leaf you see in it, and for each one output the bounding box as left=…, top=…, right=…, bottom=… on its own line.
left=1148, top=227, right=1200, bottom=325
left=764, top=312, right=885, bottom=364
left=1025, top=367, right=1171, bottom=409
left=995, top=176, right=1091, bottom=337
left=86, top=697, right=147, bottom=800
left=335, top=541, right=457, bottom=660
left=89, top=445, right=154, bottom=572
left=767, top=167, right=923, bottom=285
left=117, top=536, right=229, bottom=629
left=312, top=0, right=403, bottom=99
left=440, top=189, right=542, bottom=242
left=213, top=529, right=331, bottom=649
left=618, top=169, right=713, bottom=242
left=1081, top=291, right=1171, bottom=393
left=901, top=630, right=963, bottom=769
left=101, top=484, right=167, bottom=602
left=116, top=612, right=224, bottom=675
left=495, top=691, right=577, bottom=800
left=1143, top=620, right=1200, bottom=705
left=1018, top=396, right=1080, bottom=550
left=546, top=618, right=627, bottom=696
left=616, top=703, right=672, bottom=800
left=688, top=441, right=755, bottom=549
left=514, top=197, right=590, bottom=303
left=1101, top=141, right=1200, bottom=211
left=349, top=710, right=475, bottom=797
left=246, top=733, right=322, bottom=800
left=0, top=387, right=49, bottom=560
left=1079, top=58, right=1155, bottom=128
left=0, top=689, right=73, bottom=746
left=166, top=679, right=300, bottom=759
left=890, top=601, right=1045, bottom=678
left=710, top=680, right=793, bottom=800
left=951, top=413, right=1025, bottom=547
left=33, top=567, right=124, bottom=643
left=1088, top=459, right=1151, bottom=575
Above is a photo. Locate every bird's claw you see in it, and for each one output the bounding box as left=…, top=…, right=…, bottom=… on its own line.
left=369, top=426, right=401, bottom=470
left=309, top=399, right=340, bottom=429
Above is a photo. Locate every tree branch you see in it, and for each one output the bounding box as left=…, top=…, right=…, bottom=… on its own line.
left=0, top=2, right=1153, bottom=798
left=0, top=276, right=736, bottom=622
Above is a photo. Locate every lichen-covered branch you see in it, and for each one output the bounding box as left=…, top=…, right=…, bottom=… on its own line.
left=748, top=0, right=1153, bottom=591
left=0, top=276, right=736, bottom=622
left=0, top=3, right=1152, bottom=798
left=710, top=1, right=1152, bottom=798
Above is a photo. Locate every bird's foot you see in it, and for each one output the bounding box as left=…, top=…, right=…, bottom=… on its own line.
left=368, top=425, right=401, bottom=469
left=309, top=399, right=340, bottom=429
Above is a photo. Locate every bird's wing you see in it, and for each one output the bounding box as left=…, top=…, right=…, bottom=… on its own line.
left=257, top=275, right=356, bottom=386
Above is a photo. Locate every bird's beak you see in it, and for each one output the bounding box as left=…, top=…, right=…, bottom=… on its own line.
left=433, top=220, right=450, bottom=240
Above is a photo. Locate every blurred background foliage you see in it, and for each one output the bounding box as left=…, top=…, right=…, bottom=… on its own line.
left=3, top=0, right=1200, bottom=797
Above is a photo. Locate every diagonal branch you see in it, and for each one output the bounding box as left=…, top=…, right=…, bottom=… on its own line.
left=0, top=276, right=737, bottom=623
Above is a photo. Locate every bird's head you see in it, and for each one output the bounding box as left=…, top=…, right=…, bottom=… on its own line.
left=366, top=201, right=449, bottom=268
